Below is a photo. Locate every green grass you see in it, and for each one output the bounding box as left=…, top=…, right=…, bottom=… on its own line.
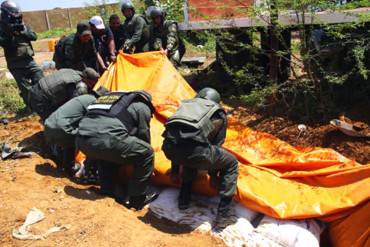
left=0, top=79, right=26, bottom=117
left=37, top=28, right=75, bottom=40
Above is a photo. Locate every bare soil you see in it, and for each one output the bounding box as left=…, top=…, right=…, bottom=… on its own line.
left=0, top=117, right=223, bottom=247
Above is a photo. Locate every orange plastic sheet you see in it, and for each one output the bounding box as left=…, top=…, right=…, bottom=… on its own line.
left=93, top=51, right=370, bottom=222
left=329, top=201, right=370, bottom=247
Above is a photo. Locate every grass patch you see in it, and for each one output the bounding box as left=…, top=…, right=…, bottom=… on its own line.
left=37, top=28, right=75, bottom=40
left=0, top=79, right=26, bottom=117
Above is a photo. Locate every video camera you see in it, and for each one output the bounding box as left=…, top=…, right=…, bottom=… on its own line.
left=1, top=9, right=24, bottom=32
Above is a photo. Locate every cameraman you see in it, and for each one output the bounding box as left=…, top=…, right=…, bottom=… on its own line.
left=0, top=1, right=43, bottom=105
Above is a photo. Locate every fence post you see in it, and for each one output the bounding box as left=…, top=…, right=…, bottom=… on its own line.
left=45, top=10, right=51, bottom=31
left=67, top=8, right=73, bottom=28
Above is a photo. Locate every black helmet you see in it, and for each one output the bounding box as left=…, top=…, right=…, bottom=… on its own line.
left=120, top=1, right=135, bottom=11
left=150, top=6, right=165, bottom=19
left=196, top=88, right=221, bottom=104
left=1, top=1, right=22, bottom=23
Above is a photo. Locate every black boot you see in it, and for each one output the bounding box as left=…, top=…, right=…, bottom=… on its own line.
left=98, top=162, right=116, bottom=197
left=178, top=182, right=192, bottom=210
left=215, top=196, right=233, bottom=224
left=129, top=192, right=159, bottom=210
left=62, top=147, right=75, bottom=176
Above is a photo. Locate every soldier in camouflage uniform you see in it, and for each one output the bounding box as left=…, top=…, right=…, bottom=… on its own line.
left=44, top=94, right=97, bottom=175
left=53, top=22, right=100, bottom=72
left=120, top=1, right=150, bottom=53
left=0, top=1, right=44, bottom=105
left=29, top=68, right=99, bottom=121
left=149, top=7, right=185, bottom=66
left=162, top=88, right=238, bottom=224
left=76, top=90, right=159, bottom=210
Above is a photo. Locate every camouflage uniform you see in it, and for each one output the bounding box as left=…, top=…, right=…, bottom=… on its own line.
left=122, top=14, right=150, bottom=53
left=29, top=69, right=91, bottom=121
left=150, top=20, right=185, bottom=65
left=0, top=22, right=43, bottom=105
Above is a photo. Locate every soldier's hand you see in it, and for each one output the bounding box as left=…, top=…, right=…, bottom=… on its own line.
left=160, top=48, right=168, bottom=56
left=110, top=55, right=117, bottom=63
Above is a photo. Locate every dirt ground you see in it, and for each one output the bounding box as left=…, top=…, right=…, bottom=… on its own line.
left=224, top=99, right=370, bottom=165
left=0, top=117, right=224, bottom=247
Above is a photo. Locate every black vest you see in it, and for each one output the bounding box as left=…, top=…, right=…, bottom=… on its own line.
left=87, top=91, right=154, bottom=135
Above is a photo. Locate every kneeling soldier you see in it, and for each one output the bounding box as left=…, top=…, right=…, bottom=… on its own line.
left=29, top=68, right=99, bottom=121
left=44, top=95, right=97, bottom=174
left=162, top=88, right=238, bottom=223
left=76, top=90, right=158, bottom=210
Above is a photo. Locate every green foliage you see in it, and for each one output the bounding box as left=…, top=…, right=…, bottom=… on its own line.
left=37, top=28, right=75, bottom=39
left=0, top=79, right=25, bottom=116
left=214, top=0, right=370, bottom=121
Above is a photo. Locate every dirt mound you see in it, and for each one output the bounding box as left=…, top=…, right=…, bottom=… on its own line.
left=224, top=100, right=370, bottom=164
left=0, top=116, right=223, bottom=247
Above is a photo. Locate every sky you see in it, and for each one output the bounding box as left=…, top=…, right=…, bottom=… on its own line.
left=9, top=0, right=120, bottom=12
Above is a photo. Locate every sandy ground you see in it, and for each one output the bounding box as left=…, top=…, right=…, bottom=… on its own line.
left=0, top=117, right=224, bottom=247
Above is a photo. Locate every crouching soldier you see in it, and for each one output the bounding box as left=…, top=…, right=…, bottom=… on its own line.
left=162, top=88, right=238, bottom=223
left=29, top=68, right=99, bottom=121
left=44, top=95, right=97, bottom=175
left=76, top=90, right=159, bottom=210
left=0, top=1, right=44, bottom=105
left=149, top=7, right=185, bottom=66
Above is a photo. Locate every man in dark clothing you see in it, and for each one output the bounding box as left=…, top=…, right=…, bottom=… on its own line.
left=89, top=16, right=116, bottom=71
left=53, top=22, right=101, bottom=72
left=29, top=68, right=99, bottom=121
left=120, top=1, right=150, bottom=53
left=149, top=7, right=185, bottom=66
left=109, top=14, right=125, bottom=52
left=0, top=1, right=44, bottom=105
left=162, top=87, right=238, bottom=224
left=44, top=94, right=97, bottom=175
left=76, top=90, right=158, bottom=210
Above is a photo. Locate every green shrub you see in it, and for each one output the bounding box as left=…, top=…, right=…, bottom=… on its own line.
left=0, top=79, right=26, bottom=116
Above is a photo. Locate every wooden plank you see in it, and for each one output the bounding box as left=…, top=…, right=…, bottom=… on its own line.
left=179, top=7, right=370, bottom=30
left=44, top=10, right=51, bottom=31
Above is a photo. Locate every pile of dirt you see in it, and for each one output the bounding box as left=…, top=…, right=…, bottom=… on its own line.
left=223, top=100, right=370, bottom=164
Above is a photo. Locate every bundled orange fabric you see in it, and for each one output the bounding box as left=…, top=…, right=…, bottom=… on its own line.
left=93, top=51, right=370, bottom=221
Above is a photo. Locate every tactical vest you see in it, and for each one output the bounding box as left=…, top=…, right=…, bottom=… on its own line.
left=39, top=69, right=83, bottom=104
left=87, top=91, right=154, bottom=135
left=166, top=98, right=224, bottom=141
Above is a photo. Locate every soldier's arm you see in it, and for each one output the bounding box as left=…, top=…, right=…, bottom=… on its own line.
left=0, top=33, right=10, bottom=47
left=64, top=43, right=76, bottom=68
left=20, top=25, right=38, bottom=41
left=166, top=23, right=179, bottom=53
left=129, top=17, right=145, bottom=45
left=107, top=30, right=116, bottom=60
left=72, top=82, right=89, bottom=97
left=128, top=102, right=152, bottom=143
left=96, top=52, right=107, bottom=70
left=212, top=111, right=227, bottom=146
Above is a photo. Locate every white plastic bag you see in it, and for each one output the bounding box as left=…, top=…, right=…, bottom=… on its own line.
left=255, top=216, right=324, bottom=247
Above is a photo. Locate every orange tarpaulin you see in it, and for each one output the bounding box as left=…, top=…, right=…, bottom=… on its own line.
left=92, top=51, right=370, bottom=222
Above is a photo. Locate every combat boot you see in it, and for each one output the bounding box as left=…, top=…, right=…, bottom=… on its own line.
left=215, top=196, right=233, bottom=225
left=129, top=192, right=159, bottom=210
left=178, top=182, right=192, bottom=210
